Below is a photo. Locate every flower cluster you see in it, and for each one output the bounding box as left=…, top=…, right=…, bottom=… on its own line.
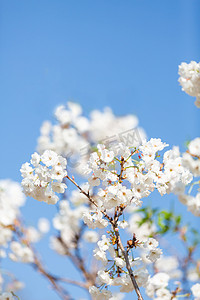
left=145, top=272, right=171, bottom=300
left=37, top=102, right=146, bottom=175
left=9, top=241, right=34, bottom=263
left=20, top=150, right=67, bottom=204
left=178, top=137, right=200, bottom=216
left=84, top=139, right=193, bottom=211
left=76, top=139, right=194, bottom=298
left=178, top=61, right=200, bottom=108
left=0, top=180, right=25, bottom=250
left=52, top=198, right=88, bottom=250
left=90, top=233, right=150, bottom=292
left=143, top=238, right=162, bottom=263
left=0, top=180, right=25, bottom=228
left=0, top=180, right=29, bottom=294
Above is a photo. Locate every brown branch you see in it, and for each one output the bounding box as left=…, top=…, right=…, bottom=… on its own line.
left=57, top=236, right=96, bottom=287
left=114, top=158, right=142, bottom=298
left=33, top=255, right=72, bottom=300
left=12, top=223, right=72, bottom=300
left=58, top=277, right=88, bottom=289
left=113, top=227, right=143, bottom=300
left=65, top=174, right=144, bottom=300
left=119, top=156, right=125, bottom=183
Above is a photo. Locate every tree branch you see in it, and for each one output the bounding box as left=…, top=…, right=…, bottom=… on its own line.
left=114, top=227, right=144, bottom=300
left=66, top=174, right=144, bottom=300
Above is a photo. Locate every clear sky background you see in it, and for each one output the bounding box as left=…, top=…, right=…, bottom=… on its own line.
left=0, top=1, right=200, bottom=299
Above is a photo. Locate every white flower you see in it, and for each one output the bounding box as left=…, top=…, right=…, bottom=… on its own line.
left=112, top=276, right=126, bottom=286
left=26, top=226, right=40, bottom=243
left=38, top=218, right=50, bottom=233
left=187, top=268, right=199, bottom=282
left=52, top=182, right=67, bottom=193
left=115, top=257, right=126, bottom=268
left=83, top=231, right=99, bottom=243
left=183, top=151, right=200, bottom=176
left=100, top=147, right=114, bottom=163
left=54, top=105, right=70, bottom=124
left=89, top=286, right=112, bottom=300
left=9, top=241, right=34, bottom=263
left=191, top=283, right=200, bottom=298
left=110, top=293, right=124, bottom=300
left=188, top=137, right=200, bottom=156
left=89, top=286, right=101, bottom=299
left=97, top=235, right=110, bottom=251
left=67, top=101, right=82, bottom=117
left=41, top=150, right=59, bottom=167
left=0, top=180, right=25, bottom=228
left=21, top=151, right=67, bottom=204
left=146, top=248, right=162, bottom=263
left=119, top=275, right=134, bottom=293
left=0, top=250, right=6, bottom=258
left=140, top=138, right=168, bottom=157
left=118, top=220, right=129, bottom=229
left=93, top=212, right=108, bottom=228
left=88, top=176, right=101, bottom=187
left=97, top=270, right=112, bottom=285
left=142, top=235, right=161, bottom=263
left=7, top=280, right=25, bottom=291
left=51, top=166, right=67, bottom=181
left=45, top=190, right=59, bottom=204
left=30, top=152, right=41, bottom=167
left=144, top=238, right=159, bottom=250
left=149, top=272, right=170, bottom=289
left=133, top=267, right=149, bottom=287
left=20, top=163, right=34, bottom=178
left=178, top=61, right=200, bottom=108
left=0, top=292, right=14, bottom=300
left=93, top=248, right=108, bottom=263
left=82, top=211, right=95, bottom=228
left=156, top=288, right=172, bottom=300
left=155, top=256, right=181, bottom=279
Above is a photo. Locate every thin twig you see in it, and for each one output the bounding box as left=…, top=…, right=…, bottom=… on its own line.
left=66, top=175, right=114, bottom=225
left=56, top=277, right=88, bottom=289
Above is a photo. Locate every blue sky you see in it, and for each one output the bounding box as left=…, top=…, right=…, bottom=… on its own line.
left=0, top=1, right=200, bottom=299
